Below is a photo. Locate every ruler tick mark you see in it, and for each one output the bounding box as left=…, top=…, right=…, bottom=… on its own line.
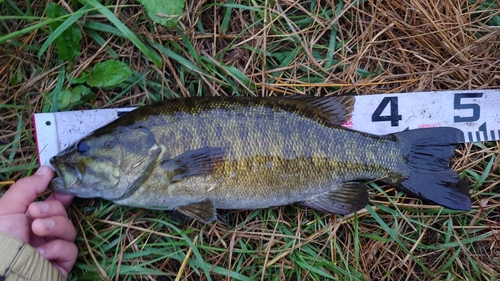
left=478, top=122, right=488, bottom=141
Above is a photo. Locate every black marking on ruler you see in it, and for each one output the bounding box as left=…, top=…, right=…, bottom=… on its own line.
left=478, top=122, right=488, bottom=141
left=468, top=132, right=473, bottom=142
left=491, top=130, right=496, bottom=141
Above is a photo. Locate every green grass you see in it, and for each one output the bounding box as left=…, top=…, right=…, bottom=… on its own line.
left=1, top=0, right=500, bottom=280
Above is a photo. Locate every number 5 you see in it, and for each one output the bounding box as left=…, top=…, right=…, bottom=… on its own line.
left=453, top=93, right=482, bottom=123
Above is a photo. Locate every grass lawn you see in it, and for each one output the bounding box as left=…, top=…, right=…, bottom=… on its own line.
left=1, top=0, right=499, bottom=280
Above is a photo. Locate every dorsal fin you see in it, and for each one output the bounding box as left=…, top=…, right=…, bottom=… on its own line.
left=280, top=95, right=355, bottom=125
left=94, top=96, right=355, bottom=136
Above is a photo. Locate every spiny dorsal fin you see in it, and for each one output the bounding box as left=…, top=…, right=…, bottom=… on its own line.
left=94, top=96, right=355, bottom=136
left=301, top=182, right=369, bottom=215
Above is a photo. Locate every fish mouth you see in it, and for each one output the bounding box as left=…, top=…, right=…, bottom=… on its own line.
left=50, top=156, right=62, bottom=178
left=49, top=177, right=69, bottom=193
left=49, top=156, right=83, bottom=193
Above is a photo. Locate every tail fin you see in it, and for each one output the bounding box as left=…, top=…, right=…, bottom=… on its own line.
left=390, top=127, right=471, bottom=210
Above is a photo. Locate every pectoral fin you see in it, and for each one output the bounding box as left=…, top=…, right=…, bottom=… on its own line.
left=176, top=199, right=218, bottom=223
left=161, top=147, right=226, bottom=182
left=301, top=182, right=369, bottom=215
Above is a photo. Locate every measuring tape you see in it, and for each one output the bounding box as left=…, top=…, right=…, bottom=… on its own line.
left=34, top=89, right=500, bottom=167
left=348, top=90, right=499, bottom=141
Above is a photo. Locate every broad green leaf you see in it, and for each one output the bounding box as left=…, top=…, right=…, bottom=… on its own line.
left=69, top=70, right=90, bottom=84
left=136, top=0, right=185, bottom=28
left=45, top=3, right=82, bottom=61
left=86, top=60, right=132, bottom=88
left=39, top=4, right=92, bottom=60
left=57, top=85, right=95, bottom=111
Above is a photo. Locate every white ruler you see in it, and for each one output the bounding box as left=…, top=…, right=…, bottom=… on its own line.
left=34, top=89, right=500, bottom=167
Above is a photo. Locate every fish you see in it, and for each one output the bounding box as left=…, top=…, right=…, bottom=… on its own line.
left=49, top=96, right=471, bottom=222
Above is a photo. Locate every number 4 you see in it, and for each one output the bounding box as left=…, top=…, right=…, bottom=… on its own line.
left=371, top=97, right=402, bottom=127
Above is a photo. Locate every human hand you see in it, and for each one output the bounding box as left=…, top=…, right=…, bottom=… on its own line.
left=0, top=166, right=77, bottom=276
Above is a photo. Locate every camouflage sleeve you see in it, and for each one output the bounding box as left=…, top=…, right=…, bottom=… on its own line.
left=0, top=232, right=66, bottom=281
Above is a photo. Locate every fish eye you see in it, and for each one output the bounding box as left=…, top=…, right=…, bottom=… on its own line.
left=76, top=140, right=90, bottom=154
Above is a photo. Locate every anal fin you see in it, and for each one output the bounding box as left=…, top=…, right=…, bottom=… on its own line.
left=301, top=182, right=369, bottom=215
left=176, top=199, right=218, bottom=223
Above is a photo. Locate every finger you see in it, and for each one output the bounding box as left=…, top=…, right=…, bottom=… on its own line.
left=0, top=166, right=54, bottom=216
left=36, top=240, right=78, bottom=277
left=28, top=200, right=69, bottom=219
left=31, top=216, right=77, bottom=242
left=46, top=192, right=74, bottom=209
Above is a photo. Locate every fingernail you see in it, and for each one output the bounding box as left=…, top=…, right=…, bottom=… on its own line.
left=37, top=202, right=50, bottom=213
left=35, top=166, right=51, bottom=175
left=36, top=248, right=45, bottom=256
left=42, top=218, right=55, bottom=229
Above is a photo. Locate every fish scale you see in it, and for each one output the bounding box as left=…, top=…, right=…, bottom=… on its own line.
left=49, top=96, right=471, bottom=223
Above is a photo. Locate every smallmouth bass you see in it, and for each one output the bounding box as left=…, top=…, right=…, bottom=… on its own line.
left=49, top=96, right=471, bottom=222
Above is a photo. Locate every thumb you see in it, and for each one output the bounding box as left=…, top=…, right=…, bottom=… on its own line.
left=0, top=166, right=54, bottom=215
